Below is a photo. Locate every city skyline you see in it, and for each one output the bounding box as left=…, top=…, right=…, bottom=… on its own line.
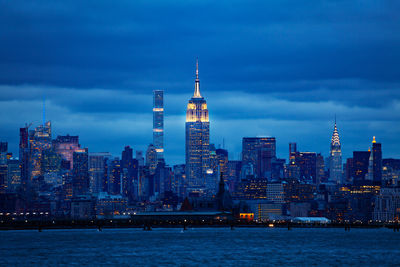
left=0, top=81, right=398, bottom=165
left=1, top=1, right=399, bottom=165
left=1, top=2, right=400, bottom=265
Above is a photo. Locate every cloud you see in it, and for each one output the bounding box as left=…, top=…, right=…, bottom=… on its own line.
left=1, top=1, right=399, bottom=163
left=1, top=84, right=399, bottom=164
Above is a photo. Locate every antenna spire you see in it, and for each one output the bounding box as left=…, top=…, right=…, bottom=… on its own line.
left=193, top=58, right=202, bottom=98
left=196, top=57, right=199, bottom=80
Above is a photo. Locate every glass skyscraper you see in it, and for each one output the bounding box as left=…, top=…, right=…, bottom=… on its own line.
left=153, top=90, right=164, bottom=159
left=185, top=60, right=210, bottom=190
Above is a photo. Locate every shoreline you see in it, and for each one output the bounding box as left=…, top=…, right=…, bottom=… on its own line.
left=1, top=221, right=398, bottom=231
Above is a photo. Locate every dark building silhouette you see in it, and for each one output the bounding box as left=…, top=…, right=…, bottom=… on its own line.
left=109, top=158, right=121, bottom=195
left=372, top=137, right=382, bottom=184
left=352, top=151, right=371, bottom=184
left=0, top=142, right=7, bottom=153
left=216, top=148, right=228, bottom=182
left=19, top=127, right=30, bottom=185
left=121, top=146, right=138, bottom=201
left=242, top=137, right=276, bottom=179
left=216, top=173, right=233, bottom=211
left=345, top=158, right=354, bottom=184
left=293, top=152, right=317, bottom=184
left=72, top=148, right=89, bottom=196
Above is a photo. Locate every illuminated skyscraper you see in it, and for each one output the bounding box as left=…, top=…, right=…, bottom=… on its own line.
left=153, top=90, right=164, bottom=159
left=29, top=121, right=52, bottom=180
left=185, top=60, right=210, bottom=189
left=372, top=136, right=382, bottom=184
left=329, top=120, right=342, bottom=184
left=53, top=135, right=81, bottom=170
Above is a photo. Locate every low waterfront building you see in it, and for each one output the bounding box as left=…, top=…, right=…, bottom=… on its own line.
left=292, top=217, right=331, bottom=224
left=373, top=187, right=400, bottom=222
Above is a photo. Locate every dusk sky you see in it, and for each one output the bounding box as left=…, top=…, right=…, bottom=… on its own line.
left=1, top=0, right=399, bottom=164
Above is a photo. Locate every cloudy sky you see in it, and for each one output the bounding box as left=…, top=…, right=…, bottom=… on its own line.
left=1, top=0, right=399, bottom=164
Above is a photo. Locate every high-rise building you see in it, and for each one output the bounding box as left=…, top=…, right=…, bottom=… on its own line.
left=19, top=126, right=30, bottom=185
left=345, top=158, right=353, bottom=184
left=29, top=121, right=52, bottom=180
left=172, top=164, right=186, bottom=198
left=0, top=165, right=7, bottom=194
left=316, top=153, right=325, bottom=184
left=0, top=142, right=7, bottom=165
left=153, top=90, right=164, bottom=159
left=329, top=121, right=342, bottom=184
left=289, top=142, right=297, bottom=159
left=146, top=144, right=158, bottom=175
left=352, top=151, right=371, bottom=184
left=88, top=152, right=112, bottom=194
left=185, top=60, right=210, bottom=190
left=293, top=152, right=317, bottom=184
left=372, top=137, right=382, bottom=184
left=109, top=157, right=121, bottom=195
left=7, top=159, right=21, bottom=192
left=241, top=137, right=276, bottom=179
left=136, top=151, right=144, bottom=167
left=216, top=148, right=228, bottom=181
left=121, top=146, right=138, bottom=201
left=72, top=148, right=89, bottom=196
left=53, top=135, right=81, bottom=170
left=227, top=160, right=241, bottom=193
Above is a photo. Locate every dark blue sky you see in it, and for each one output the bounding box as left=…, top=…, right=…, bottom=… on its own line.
left=1, top=0, right=399, bottom=164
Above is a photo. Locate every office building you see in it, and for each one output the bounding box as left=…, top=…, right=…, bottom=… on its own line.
left=72, top=148, right=89, bottom=196
left=19, top=126, right=30, bottom=185
left=29, top=121, right=52, bottom=180
left=352, top=151, right=371, bottom=184
left=88, top=152, right=112, bottom=194
left=109, top=158, right=121, bottom=195
left=242, top=137, right=276, bottom=179
left=53, top=135, right=81, bottom=170
left=185, top=60, right=210, bottom=190
left=329, top=121, right=342, bottom=184
left=372, top=137, right=382, bottom=184
left=146, top=144, right=158, bottom=175
left=373, top=187, right=400, bottom=222
left=292, top=152, right=317, bottom=184
left=7, top=159, right=21, bottom=192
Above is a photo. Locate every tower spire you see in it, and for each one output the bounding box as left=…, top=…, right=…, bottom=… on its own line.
left=196, top=58, right=199, bottom=80
left=193, top=58, right=202, bottom=98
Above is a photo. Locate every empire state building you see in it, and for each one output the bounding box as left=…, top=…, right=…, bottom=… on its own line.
left=185, top=60, right=210, bottom=189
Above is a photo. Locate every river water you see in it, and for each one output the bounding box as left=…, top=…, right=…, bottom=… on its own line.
left=1, top=227, right=399, bottom=266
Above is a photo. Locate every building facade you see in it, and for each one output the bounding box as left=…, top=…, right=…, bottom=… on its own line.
left=329, top=121, right=342, bottom=184
left=185, top=60, right=210, bottom=190
left=241, top=137, right=276, bottom=180
left=153, top=90, right=164, bottom=159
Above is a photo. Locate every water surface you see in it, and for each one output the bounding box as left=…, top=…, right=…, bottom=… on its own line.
left=1, top=227, right=399, bottom=266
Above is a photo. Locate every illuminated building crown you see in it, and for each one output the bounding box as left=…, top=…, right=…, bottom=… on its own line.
left=330, top=122, right=341, bottom=149
left=186, top=59, right=209, bottom=122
